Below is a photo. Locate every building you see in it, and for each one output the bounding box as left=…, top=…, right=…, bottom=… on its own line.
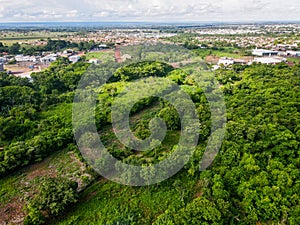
left=218, top=57, right=246, bottom=67
left=252, top=49, right=278, bottom=57
left=286, top=51, right=300, bottom=57
left=218, top=57, right=234, bottom=66
left=99, top=44, right=108, bottom=49
left=15, top=55, right=39, bottom=62
left=69, top=55, right=81, bottom=63
left=0, top=63, right=4, bottom=72
left=251, top=57, right=286, bottom=65
left=40, top=54, right=57, bottom=64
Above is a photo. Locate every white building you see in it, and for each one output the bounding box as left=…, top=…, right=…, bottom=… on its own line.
left=218, top=57, right=234, bottom=66
left=15, top=55, right=39, bottom=62
left=69, top=55, right=81, bottom=63
left=99, top=44, right=108, bottom=49
left=252, top=57, right=286, bottom=65
left=286, top=51, right=300, bottom=57
left=217, top=57, right=246, bottom=67
left=41, top=54, right=57, bottom=64
left=252, top=49, right=278, bottom=57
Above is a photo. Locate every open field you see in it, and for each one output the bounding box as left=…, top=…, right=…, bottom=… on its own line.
left=0, top=31, right=73, bottom=45
left=85, top=50, right=115, bottom=63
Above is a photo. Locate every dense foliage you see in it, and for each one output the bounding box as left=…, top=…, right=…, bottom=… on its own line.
left=24, top=177, right=78, bottom=225
left=0, top=56, right=299, bottom=225
left=56, top=63, right=299, bottom=225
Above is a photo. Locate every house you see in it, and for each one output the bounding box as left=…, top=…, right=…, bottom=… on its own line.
left=217, top=57, right=246, bottom=67
left=15, top=55, right=39, bottom=62
left=99, top=44, right=108, bottom=49
left=252, top=49, right=278, bottom=57
left=251, top=57, right=286, bottom=65
left=69, top=55, right=81, bottom=63
left=40, top=54, right=57, bottom=64
left=218, top=57, right=234, bottom=66
left=286, top=51, right=300, bottom=57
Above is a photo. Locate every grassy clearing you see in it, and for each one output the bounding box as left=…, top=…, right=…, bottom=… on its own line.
left=211, top=50, right=242, bottom=58
left=85, top=50, right=115, bottom=63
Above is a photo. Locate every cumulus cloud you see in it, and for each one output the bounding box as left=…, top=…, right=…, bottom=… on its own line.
left=0, top=0, right=298, bottom=22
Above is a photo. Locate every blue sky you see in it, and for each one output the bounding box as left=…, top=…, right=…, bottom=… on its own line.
left=0, top=0, right=299, bottom=22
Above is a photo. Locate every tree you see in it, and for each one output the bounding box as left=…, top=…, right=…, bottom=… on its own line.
left=158, top=107, right=180, bottom=130
left=9, top=42, right=21, bottom=54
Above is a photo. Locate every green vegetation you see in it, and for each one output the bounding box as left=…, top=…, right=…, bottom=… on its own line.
left=287, top=57, right=300, bottom=63
left=85, top=50, right=115, bottom=63
left=0, top=50, right=299, bottom=225
left=24, top=177, right=78, bottom=225
left=58, top=63, right=300, bottom=225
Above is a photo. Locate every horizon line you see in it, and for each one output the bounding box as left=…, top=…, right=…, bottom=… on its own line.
left=1, top=20, right=300, bottom=24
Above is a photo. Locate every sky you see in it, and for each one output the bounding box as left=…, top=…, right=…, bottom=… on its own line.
left=0, top=0, right=299, bottom=22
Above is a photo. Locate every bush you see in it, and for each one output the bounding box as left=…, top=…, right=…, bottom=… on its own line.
left=24, top=177, right=78, bottom=224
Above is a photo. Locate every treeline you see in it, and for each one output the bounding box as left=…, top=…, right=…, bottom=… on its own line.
left=0, top=39, right=114, bottom=56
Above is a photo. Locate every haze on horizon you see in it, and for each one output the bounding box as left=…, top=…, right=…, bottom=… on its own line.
left=0, top=0, right=299, bottom=23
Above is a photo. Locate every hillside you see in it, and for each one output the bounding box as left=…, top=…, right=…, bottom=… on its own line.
left=0, top=56, right=299, bottom=224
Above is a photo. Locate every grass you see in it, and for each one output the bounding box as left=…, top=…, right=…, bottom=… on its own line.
left=0, top=31, right=73, bottom=45
left=52, top=171, right=199, bottom=225
left=211, top=50, right=242, bottom=58
left=85, top=50, right=115, bottom=63
left=0, top=174, right=24, bottom=206
left=287, top=57, right=300, bottom=63
left=194, top=48, right=244, bottom=60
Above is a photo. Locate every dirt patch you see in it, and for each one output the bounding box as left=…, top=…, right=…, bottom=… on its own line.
left=0, top=196, right=26, bottom=225
left=205, top=55, right=219, bottom=64
left=24, top=157, right=57, bottom=180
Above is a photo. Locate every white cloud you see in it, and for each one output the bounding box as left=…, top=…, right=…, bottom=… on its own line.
left=0, top=0, right=299, bottom=22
